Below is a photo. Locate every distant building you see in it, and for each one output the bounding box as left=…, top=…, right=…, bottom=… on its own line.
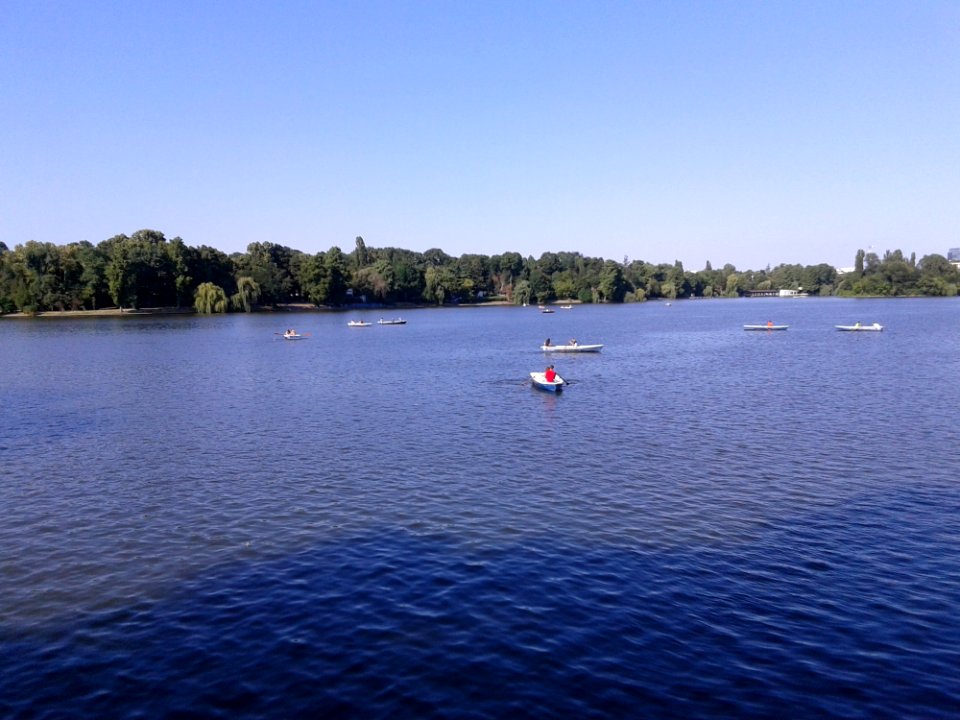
left=835, top=267, right=856, bottom=275
left=948, top=248, right=960, bottom=261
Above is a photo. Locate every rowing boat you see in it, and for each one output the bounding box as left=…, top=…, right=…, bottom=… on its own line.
left=540, top=344, right=603, bottom=353
left=835, top=323, right=884, bottom=332
left=530, top=372, right=565, bottom=392
left=743, top=324, right=789, bottom=331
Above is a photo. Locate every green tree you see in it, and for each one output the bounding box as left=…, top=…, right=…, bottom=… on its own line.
left=456, top=254, right=490, bottom=299
left=237, top=242, right=295, bottom=305
left=0, top=243, right=13, bottom=312
left=597, top=260, right=626, bottom=302
left=14, top=241, right=66, bottom=310
left=194, top=282, right=228, bottom=313
left=528, top=266, right=553, bottom=303
left=103, top=235, right=134, bottom=309
left=424, top=265, right=456, bottom=304
left=918, top=254, right=959, bottom=279
left=4, top=244, right=39, bottom=311
left=190, top=245, right=236, bottom=294
left=354, top=236, right=369, bottom=270
left=392, top=259, right=422, bottom=302
left=552, top=273, right=577, bottom=301
left=323, top=247, right=349, bottom=304
left=232, top=276, right=260, bottom=311
left=296, top=253, right=329, bottom=305
left=352, top=261, right=394, bottom=301
left=127, top=230, right=176, bottom=307
left=668, top=260, right=691, bottom=299
left=800, top=264, right=838, bottom=296
left=512, top=278, right=532, bottom=306
left=881, top=258, right=918, bottom=295
left=422, top=248, right=453, bottom=269
left=167, top=237, right=193, bottom=308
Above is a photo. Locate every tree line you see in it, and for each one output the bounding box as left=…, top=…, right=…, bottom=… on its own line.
left=1, top=230, right=957, bottom=314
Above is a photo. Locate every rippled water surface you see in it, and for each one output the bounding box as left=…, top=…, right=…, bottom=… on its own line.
left=2, top=299, right=959, bottom=718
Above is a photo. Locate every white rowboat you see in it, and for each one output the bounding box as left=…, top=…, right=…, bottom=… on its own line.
left=836, top=323, right=884, bottom=332
left=540, top=344, right=603, bottom=353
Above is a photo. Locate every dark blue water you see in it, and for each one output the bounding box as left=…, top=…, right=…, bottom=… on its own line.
left=2, top=299, right=959, bottom=718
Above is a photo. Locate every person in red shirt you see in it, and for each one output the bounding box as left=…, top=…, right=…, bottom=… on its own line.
left=545, top=365, right=557, bottom=382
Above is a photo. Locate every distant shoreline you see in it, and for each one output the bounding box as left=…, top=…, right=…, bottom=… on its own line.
left=0, top=300, right=524, bottom=319
left=0, top=307, right=194, bottom=319
left=1, top=296, right=936, bottom=320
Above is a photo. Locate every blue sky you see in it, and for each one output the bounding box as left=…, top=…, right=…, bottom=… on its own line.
left=2, top=1, right=958, bottom=271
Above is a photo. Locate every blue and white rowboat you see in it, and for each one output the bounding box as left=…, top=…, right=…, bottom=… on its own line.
left=530, top=371, right=565, bottom=393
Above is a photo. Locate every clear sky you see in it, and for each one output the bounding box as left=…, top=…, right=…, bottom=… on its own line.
left=2, top=1, right=958, bottom=271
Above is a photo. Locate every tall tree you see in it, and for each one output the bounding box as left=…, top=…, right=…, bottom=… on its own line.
left=167, top=237, right=193, bottom=308
left=103, top=235, right=134, bottom=309
left=322, top=247, right=349, bottom=304
left=80, top=247, right=107, bottom=309
left=354, top=236, right=369, bottom=270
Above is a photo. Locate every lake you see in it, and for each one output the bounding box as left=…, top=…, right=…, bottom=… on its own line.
left=1, top=298, right=959, bottom=718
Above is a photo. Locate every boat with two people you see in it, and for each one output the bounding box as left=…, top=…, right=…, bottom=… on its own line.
left=743, top=321, right=789, bottom=331
left=347, top=320, right=372, bottom=327
left=530, top=364, right=565, bottom=393
left=538, top=305, right=555, bottom=314
left=281, top=329, right=307, bottom=340
left=835, top=322, right=884, bottom=332
left=541, top=338, right=603, bottom=353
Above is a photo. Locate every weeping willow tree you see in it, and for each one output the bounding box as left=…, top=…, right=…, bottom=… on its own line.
left=194, top=282, right=228, bottom=314
left=232, top=276, right=260, bottom=312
